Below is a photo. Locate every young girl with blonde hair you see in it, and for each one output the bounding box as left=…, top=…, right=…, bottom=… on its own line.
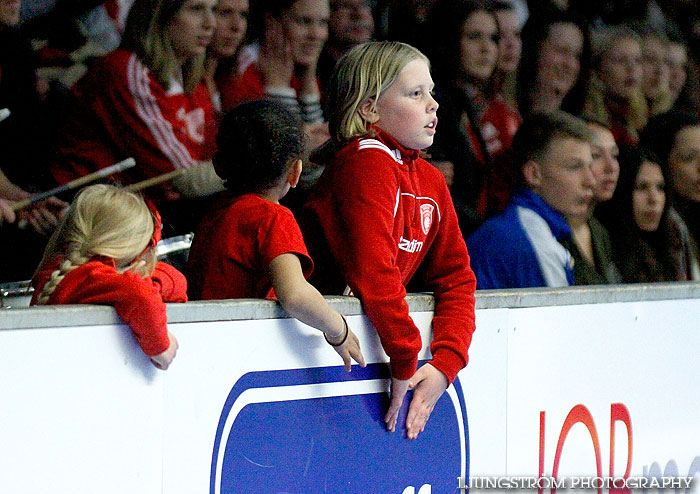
left=302, top=41, right=477, bottom=439
left=32, top=184, right=186, bottom=370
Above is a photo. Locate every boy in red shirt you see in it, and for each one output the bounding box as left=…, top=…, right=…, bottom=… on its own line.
left=187, top=100, right=364, bottom=371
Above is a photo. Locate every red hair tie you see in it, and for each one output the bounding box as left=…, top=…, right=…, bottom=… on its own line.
left=145, top=199, right=162, bottom=248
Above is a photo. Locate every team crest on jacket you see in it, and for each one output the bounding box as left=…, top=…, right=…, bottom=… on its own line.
left=420, top=204, right=434, bottom=235
left=176, top=107, right=206, bottom=144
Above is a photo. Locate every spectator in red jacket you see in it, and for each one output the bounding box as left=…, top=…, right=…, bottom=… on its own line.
left=428, top=0, right=522, bottom=227
left=303, top=41, right=476, bottom=439
left=52, top=0, right=223, bottom=235
left=32, top=184, right=185, bottom=370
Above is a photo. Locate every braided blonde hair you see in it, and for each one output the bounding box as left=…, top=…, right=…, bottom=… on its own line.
left=35, top=185, right=156, bottom=305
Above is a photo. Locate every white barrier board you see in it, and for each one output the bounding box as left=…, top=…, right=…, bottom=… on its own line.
left=0, top=294, right=698, bottom=493
left=502, top=300, right=700, bottom=484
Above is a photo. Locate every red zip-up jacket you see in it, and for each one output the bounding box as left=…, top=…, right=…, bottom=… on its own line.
left=303, top=129, right=476, bottom=382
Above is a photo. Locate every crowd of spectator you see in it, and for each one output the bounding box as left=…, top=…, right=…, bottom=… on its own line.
left=1, top=0, right=700, bottom=290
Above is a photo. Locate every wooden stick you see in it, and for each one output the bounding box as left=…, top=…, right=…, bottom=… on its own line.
left=12, top=158, right=136, bottom=211
left=124, top=168, right=186, bottom=192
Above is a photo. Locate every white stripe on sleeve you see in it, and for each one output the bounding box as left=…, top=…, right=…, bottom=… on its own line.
left=517, top=206, right=571, bottom=287
left=127, top=55, right=195, bottom=170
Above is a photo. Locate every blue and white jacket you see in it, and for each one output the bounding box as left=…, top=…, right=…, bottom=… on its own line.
left=466, top=189, right=574, bottom=289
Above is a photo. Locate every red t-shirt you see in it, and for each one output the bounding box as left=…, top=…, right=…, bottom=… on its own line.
left=187, top=193, right=313, bottom=300
left=31, top=259, right=187, bottom=356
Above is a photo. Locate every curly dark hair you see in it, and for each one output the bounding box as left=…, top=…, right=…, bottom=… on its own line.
left=213, top=100, right=305, bottom=195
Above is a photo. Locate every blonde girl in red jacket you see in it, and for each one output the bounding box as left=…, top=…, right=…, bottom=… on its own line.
left=32, top=184, right=185, bottom=370
left=303, top=41, right=477, bottom=439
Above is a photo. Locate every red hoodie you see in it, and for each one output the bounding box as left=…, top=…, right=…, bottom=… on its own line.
left=31, top=259, right=187, bottom=356
left=303, top=129, right=476, bottom=382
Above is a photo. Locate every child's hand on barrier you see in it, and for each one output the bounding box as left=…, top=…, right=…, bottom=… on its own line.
left=384, top=376, right=410, bottom=433
left=150, top=332, right=179, bottom=370
left=405, top=363, right=448, bottom=439
left=327, top=326, right=366, bottom=372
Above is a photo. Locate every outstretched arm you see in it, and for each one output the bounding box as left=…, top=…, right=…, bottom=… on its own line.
left=270, top=253, right=365, bottom=371
left=397, top=182, right=475, bottom=438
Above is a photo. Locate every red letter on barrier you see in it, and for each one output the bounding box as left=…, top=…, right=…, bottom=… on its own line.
left=540, top=412, right=546, bottom=494
left=610, top=403, right=632, bottom=494
left=552, top=405, right=603, bottom=494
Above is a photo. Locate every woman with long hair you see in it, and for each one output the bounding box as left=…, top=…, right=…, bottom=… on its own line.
left=642, top=111, right=700, bottom=251
left=583, top=25, right=646, bottom=146
left=52, top=0, right=222, bottom=234
left=428, top=0, right=521, bottom=233
left=601, top=147, right=699, bottom=282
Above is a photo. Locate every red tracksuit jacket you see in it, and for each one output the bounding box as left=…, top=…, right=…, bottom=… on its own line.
left=303, top=129, right=476, bottom=382
left=52, top=49, right=216, bottom=200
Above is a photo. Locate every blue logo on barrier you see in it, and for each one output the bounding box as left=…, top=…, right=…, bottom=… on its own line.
left=210, top=363, right=469, bottom=493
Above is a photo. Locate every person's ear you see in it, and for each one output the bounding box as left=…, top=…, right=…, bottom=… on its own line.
left=287, top=159, right=303, bottom=188
left=358, top=98, right=379, bottom=123
left=522, top=160, right=542, bottom=188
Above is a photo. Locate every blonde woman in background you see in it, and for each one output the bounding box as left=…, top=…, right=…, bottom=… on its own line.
left=51, top=0, right=224, bottom=235
left=583, top=26, right=646, bottom=146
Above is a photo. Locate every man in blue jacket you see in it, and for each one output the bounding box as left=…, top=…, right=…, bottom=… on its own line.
left=467, top=111, right=595, bottom=289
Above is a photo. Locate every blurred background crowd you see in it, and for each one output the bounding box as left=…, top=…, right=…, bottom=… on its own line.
left=2, top=0, right=700, bottom=288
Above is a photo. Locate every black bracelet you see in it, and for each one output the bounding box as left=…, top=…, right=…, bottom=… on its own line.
left=324, top=315, right=349, bottom=347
